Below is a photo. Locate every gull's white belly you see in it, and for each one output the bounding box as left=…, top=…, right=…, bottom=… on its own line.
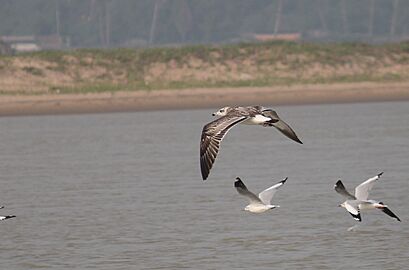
left=359, top=201, right=377, bottom=210
left=246, top=204, right=276, bottom=213
left=242, top=115, right=271, bottom=125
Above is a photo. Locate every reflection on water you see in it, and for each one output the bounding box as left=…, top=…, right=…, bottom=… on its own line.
left=0, top=102, right=408, bottom=269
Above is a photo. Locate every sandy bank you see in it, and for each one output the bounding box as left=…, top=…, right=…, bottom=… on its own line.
left=0, top=82, right=408, bottom=116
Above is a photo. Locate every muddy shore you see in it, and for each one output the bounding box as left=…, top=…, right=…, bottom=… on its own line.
left=0, top=82, right=408, bottom=116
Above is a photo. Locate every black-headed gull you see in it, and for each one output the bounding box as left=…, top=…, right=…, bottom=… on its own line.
left=334, top=172, right=401, bottom=222
left=200, top=106, right=302, bottom=180
left=234, top=176, right=287, bottom=213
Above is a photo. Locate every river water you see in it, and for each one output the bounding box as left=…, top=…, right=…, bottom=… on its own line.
left=0, top=101, right=408, bottom=269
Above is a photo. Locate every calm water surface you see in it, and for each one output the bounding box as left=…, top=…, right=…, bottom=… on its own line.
left=0, top=102, right=408, bottom=269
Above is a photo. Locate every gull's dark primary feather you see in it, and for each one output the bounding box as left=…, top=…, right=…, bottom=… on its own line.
left=261, top=109, right=303, bottom=144
left=234, top=177, right=262, bottom=203
left=334, top=180, right=356, bottom=200
left=379, top=202, right=401, bottom=222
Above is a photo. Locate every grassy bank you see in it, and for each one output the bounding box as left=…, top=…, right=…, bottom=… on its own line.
left=1, top=41, right=409, bottom=95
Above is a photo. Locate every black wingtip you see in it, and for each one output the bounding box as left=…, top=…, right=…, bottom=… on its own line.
left=234, top=177, right=245, bottom=188
left=234, top=177, right=242, bottom=185
left=380, top=206, right=401, bottom=222
left=291, top=136, right=303, bottom=144
left=334, top=179, right=342, bottom=188
left=201, top=165, right=209, bottom=180
left=349, top=212, right=362, bottom=222
left=378, top=172, right=384, bottom=177
left=281, top=177, right=288, bottom=184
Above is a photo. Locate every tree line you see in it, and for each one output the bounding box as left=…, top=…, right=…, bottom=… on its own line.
left=0, top=0, right=408, bottom=48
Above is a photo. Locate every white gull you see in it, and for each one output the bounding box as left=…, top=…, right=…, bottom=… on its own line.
left=234, top=176, right=287, bottom=213
left=334, top=172, right=401, bottom=222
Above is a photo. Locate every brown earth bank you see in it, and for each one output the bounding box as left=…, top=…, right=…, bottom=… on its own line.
left=0, top=82, right=408, bottom=117
left=1, top=42, right=409, bottom=96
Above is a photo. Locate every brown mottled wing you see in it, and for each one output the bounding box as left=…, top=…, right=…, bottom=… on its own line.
left=261, top=109, right=303, bottom=144
left=334, top=180, right=356, bottom=200
left=200, top=114, right=247, bottom=180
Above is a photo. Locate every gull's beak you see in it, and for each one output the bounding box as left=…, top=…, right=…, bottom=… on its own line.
left=338, top=204, right=342, bottom=207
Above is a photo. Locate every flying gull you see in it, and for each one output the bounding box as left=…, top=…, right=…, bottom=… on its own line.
left=0, top=206, right=16, bottom=221
left=234, top=176, right=287, bottom=213
left=200, top=106, right=302, bottom=180
left=334, top=172, right=401, bottom=222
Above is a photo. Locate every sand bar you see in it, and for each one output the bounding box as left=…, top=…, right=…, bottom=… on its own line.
left=0, top=82, right=408, bottom=116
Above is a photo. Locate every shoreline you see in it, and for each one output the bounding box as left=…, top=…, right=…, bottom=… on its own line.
left=1, top=82, right=409, bottom=116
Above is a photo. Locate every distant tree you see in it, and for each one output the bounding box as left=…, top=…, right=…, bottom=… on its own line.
left=368, top=0, right=375, bottom=36
left=274, top=0, right=283, bottom=34
left=171, top=0, right=192, bottom=43
left=341, top=0, right=349, bottom=34
left=390, top=0, right=399, bottom=36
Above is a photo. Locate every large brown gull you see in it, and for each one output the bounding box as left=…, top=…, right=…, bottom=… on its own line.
left=200, top=106, right=302, bottom=180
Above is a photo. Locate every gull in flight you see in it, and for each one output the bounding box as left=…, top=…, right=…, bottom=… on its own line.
left=200, top=106, right=302, bottom=180
left=234, top=176, right=287, bottom=213
left=334, top=172, right=401, bottom=222
left=0, top=206, right=16, bottom=221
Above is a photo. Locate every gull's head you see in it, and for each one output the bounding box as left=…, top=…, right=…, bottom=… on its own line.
left=338, top=202, right=346, bottom=208
left=212, top=107, right=231, bottom=117
left=244, top=205, right=251, bottom=212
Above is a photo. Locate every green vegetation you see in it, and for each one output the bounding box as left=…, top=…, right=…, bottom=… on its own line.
left=1, top=41, right=409, bottom=95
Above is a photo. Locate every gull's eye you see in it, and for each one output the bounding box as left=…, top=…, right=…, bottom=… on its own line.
left=220, top=109, right=224, bottom=113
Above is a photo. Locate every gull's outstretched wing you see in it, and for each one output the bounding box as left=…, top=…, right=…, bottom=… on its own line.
left=379, top=202, right=401, bottom=222
left=344, top=200, right=361, bottom=222
left=200, top=114, right=248, bottom=180
left=234, top=177, right=262, bottom=204
left=355, top=172, right=383, bottom=201
left=261, top=109, right=303, bottom=144
left=334, top=180, right=356, bottom=200
left=258, top=177, right=287, bottom=205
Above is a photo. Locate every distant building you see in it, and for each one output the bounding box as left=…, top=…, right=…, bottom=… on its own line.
left=0, top=35, right=67, bottom=53
left=239, top=33, right=302, bottom=42
left=252, top=33, right=301, bottom=42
